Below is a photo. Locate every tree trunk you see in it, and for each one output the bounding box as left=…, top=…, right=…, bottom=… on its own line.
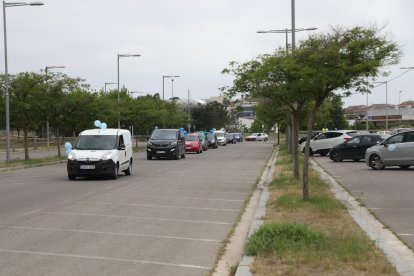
left=292, top=110, right=300, bottom=179
left=24, top=128, right=30, bottom=160
left=302, top=103, right=322, bottom=201
left=286, top=125, right=292, bottom=153
left=56, top=129, right=61, bottom=157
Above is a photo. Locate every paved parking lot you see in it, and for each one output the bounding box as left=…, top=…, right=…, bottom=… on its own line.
left=0, top=141, right=273, bottom=275
left=313, top=156, right=414, bottom=250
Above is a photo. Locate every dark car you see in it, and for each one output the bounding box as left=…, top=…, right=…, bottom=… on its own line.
left=329, top=134, right=389, bottom=162
left=226, top=133, right=237, bottom=144
left=147, top=129, right=186, bottom=160
left=207, top=133, right=218, bottom=148
left=234, top=133, right=243, bottom=142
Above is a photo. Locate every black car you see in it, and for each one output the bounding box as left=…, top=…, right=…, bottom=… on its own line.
left=329, top=134, right=389, bottom=162
left=234, top=133, right=243, bottom=142
left=147, top=129, right=186, bottom=160
left=226, top=133, right=237, bottom=144
left=207, top=133, right=218, bottom=149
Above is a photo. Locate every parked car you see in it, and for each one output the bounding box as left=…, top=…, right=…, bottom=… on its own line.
left=67, top=128, right=133, bottom=180
left=234, top=133, right=243, bottom=142
left=300, top=130, right=358, bottom=156
left=377, top=130, right=391, bottom=135
left=245, top=133, right=269, bottom=141
left=207, top=133, right=218, bottom=148
left=214, top=131, right=227, bottom=146
left=391, top=128, right=413, bottom=134
left=147, top=129, right=186, bottom=160
left=185, top=134, right=203, bottom=153
left=365, top=130, right=414, bottom=170
left=226, top=133, right=237, bottom=144
left=329, top=134, right=389, bottom=162
left=298, top=131, right=322, bottom=144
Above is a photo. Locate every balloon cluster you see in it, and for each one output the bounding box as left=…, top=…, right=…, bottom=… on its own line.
left=179, top=127, right=188, bottom=135
left=94, top=120, right=107, bottom=129
left=209, top=128, right=215, bottom=134
left=64, top=142, right=72, bottom=156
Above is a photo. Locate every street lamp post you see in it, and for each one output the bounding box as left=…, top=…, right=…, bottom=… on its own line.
left=162, top=75, right=180, bottom=100
left=104, top=82, right=117, bottom=93
left=399, top=90, right=403, bottom=125
left=129, top=91, right=144, bottom=97
left=117, top=54, right=140, bottom=129
left=3, top=1, right=44, bottom=162
left=45, top=65, right=65, bottom=149
left=257, top=27, right=317, bottom=52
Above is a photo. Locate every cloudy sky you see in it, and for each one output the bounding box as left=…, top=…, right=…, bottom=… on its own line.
left=1, top=0, right=413, bottom=107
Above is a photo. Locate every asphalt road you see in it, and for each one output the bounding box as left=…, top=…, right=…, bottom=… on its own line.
left=0, top=141, right=273, bottom=276
left=313, top=156, right=414, bottom=250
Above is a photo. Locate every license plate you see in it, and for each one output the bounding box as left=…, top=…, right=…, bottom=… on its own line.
left=157, top=151, right=165, bottom=154
left=186, top=147, right=191, bottom=149
left=80, top=165, right=95, bottom=169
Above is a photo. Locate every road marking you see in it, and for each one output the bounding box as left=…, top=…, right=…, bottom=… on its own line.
left=368, top=208, right=383, bottom=210
left=85, top=192, right=95, bottom=196
left=105, top=186, right=112, bottom=190
left=77, top=201, right=239, bottom=212
left=149, top=188, right=249, bottom=195
left=123, top=195, right=244, bottom=202
left=58, top=200, right=70, bottom=205
left=398, top=233, right=414, bottom=236
left=22, top=209, right=42, bottom=216
left=1, top=226, right=221, bottom=243
left=0, top=248, right=211, bottom=270
left=45, top=212, right=232, bottom=225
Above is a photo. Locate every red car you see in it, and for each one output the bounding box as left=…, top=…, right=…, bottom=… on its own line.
left=185, top=134, right=203, bottom=154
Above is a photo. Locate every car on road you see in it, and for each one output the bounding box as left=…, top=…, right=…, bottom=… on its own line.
left=147, top=129, right=186, bottom=160
left=67, top=128, right=133, bottom=180
left=234, top=133, right=243, bottom=142
left=207, top=133, right=218, bottom=148
left=329, top=134, right=389, bottom=162
left=214, top=130, right=227, bottom=146
left=300, top=130, right=358, bottom=156
left=226, top=133, right=237, bottom=144
left=185, top=134, right=203, bottom=153
left=245, top=133, right=268, bottom=141
left=365, top=130, right=414, bottom=170
left=198, top=132, right=209, bottom=151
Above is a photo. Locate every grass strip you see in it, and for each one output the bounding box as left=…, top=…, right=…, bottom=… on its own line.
left=246, top=140, right=398, bottom=275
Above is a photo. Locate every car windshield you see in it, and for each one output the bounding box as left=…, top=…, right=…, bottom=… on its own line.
left=76, top=135, right=117, bottom=150
left=207, top=134, right=215, bottom=140
left=186, top=135, right=198, bottom=141
left=151, top=130, right=177, bottom=140
left=215, top=132, right=224, bottom=137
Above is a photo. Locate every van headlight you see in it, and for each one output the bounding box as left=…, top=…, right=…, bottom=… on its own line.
left=101, top=152, right=113, bottom=160
left=68, top=151, right=76, bottom=161
left=147, top=141, right=153, bottom=146
left=170, top=142, right=177, bottom=147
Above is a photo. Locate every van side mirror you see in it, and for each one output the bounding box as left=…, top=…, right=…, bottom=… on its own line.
left=118, top=144, right=125, bottom=150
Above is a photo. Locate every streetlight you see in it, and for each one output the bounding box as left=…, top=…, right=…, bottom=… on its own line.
left=257, top=27, right=317, bottom=52
left=45, top=65, right=65, bottom=149
left=104, top=82, right=117, bottom=93
left=117, top=53, right=140, bottom=128
left=3, top=1, right=44, bottom=162
left=162, top=75, right=180, bottom=100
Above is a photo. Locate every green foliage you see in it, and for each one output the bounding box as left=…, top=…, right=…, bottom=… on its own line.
left=245, top=223, right=327, bottom=256
left=276, top=194, right=343, bottom=211
left=190, top=101, right=230, bottom=130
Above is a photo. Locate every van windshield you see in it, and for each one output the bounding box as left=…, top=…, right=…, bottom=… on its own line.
left=76, top=135, right=117, bottom=150
left=151, top=130, right=177, bottom=140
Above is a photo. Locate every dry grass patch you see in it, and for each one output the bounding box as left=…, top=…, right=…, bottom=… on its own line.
left=246, top=143, right=398, bottom=275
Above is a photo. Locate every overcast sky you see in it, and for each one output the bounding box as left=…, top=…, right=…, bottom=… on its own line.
left=1, top=0, right=413, bottom=107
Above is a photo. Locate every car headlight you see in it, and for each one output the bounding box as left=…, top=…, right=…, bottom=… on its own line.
left=101, top=152, right=113, bottom=160
left=147, top=141, right=153, bottom=146
left=170, top=142, right=177, bottom=146
left=68, top=151, right=76, bottom=161
left=212, top=140, right=215, bottom=142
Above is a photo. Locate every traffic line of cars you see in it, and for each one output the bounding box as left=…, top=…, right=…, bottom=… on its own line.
left=299, top=129, right=414, bottom=170
left=146, top=128, right=244, bottom=160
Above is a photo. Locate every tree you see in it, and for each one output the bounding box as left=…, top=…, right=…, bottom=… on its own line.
left=190, top=101, right=230, bottom=130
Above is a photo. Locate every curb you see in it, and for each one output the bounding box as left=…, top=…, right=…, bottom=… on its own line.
left=310, top=159, right=414, bottom=276
left=234, top=147, right=278, bottom=276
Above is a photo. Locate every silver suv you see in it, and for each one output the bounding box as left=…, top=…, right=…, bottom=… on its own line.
left=365, top=130, right=414, bottom=170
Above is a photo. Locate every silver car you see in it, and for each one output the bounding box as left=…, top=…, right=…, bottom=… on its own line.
left=365, top=130, right=414, bottom=170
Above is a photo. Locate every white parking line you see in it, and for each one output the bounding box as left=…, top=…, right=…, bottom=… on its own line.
left=22, top=209, right=42, bottom=216
left=45, top=212, right=232, bottom=225
left=1, top=225, right=221, bottom=243
left=123, top=195, right=244, bottom=202
left=0, top=249, right=211, bottom=270
left=58, top=200, right=70, bottom=205
left=85, top=192, right=95, bottom=196
left=77, top=201, right=239, bottom=212
left=398, top=233, right=414, bottom=236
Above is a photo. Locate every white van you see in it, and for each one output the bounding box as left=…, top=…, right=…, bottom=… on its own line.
left=214, top=130, right=227, bottom=146
left=67, top=128, right=133, bottom=180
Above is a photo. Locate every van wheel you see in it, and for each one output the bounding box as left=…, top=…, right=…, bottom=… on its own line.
left=147, top=154, right=152, bottom=160
left=181, top=152, right=186, bottom=159
left=112, top=164, right=119, bottom=179
left=68, top=173, right=76, bottom=181
left=174, top=150, right=179, bottom=160
left=124, top=160, right=132, bottom=175
left=399, top=166, right=410, bottom=169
